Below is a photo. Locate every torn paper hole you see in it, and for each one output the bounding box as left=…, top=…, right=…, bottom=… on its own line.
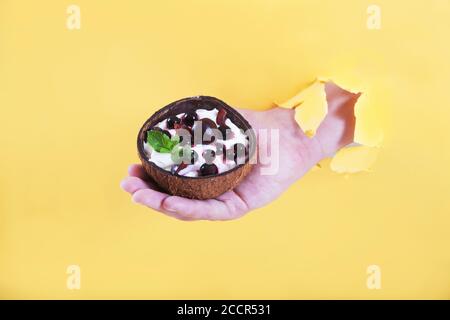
left=353, top=92, right=384, bottom=147
left=275, top=77, right=384, bottom=173
left=277, top=79, right=328, bottom=137
left=277, top=78, right=326, bottom=109
left=318, top=75, right=366, bottom=96
left=330, top=145, right=379, bottom=173
left=321, top=76, right=384, bottom=147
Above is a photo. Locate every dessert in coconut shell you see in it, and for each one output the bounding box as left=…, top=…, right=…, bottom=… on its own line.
left=137, top=96, right=256, bottom=200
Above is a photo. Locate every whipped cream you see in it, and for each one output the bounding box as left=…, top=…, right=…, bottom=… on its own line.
left=143, top=108, right=248, bottom=177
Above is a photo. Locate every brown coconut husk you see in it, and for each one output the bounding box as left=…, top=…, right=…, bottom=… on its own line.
left=137, top=96, right=256, bottom=200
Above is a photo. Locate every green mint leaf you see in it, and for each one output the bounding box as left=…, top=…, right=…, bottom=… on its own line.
left=171, top=135, right=180, bottom=144
left=159, top=147, right=171, bottom=153
left=146, top=130, right=179, bottom=153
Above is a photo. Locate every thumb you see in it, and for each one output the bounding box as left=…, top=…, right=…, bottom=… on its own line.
left=313, top=82, right=359, bottom=157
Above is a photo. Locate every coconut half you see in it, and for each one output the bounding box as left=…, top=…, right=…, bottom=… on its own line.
left=137, top=96, right=256, bottom=199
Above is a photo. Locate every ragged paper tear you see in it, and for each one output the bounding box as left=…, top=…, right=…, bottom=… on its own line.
left=275, top=78, right=384, bottom=173
left=353, top=92, right=384, bottom=147
left=311, top=161, right=324, bottom=172
left=330, top=145, right=379, bottom=173
left=322, top=76, right=384, bottom=148
left=277, top=79, right=328, bottom=137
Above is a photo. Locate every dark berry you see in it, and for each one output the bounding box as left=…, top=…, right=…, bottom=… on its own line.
left=182, top=111, right=198, bottom=127
left=189, top=150, right=198, bottom=164
left=202, top=149, right=216, bottom=164
left=173, top=162, right=187, bottom=175
left=167, top=116, right=181, bottom=129
left=199, top=163, right=218, bottom=176
left=173, top=122, right=182, bottom=129
left=216, top=108, right=227, bottom=126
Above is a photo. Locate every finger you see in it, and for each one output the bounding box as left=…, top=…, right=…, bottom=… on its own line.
left=162, top=196, right=236, bottom=221
left=125, top=165, right=245, bottom=221
left=128, top=164, right=149, bottom=180
left=132, top=187, right=169, bottom=208
left=314, top=82, right=359, bottom=155
left=127, top=164, right=164, bottom=191
left=132, top=188, right=196, bottom=221
left=120, top=176, right=150, bottom=194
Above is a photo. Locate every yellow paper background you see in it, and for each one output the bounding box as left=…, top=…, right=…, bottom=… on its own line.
left=1, top=0, right=449, bottom=299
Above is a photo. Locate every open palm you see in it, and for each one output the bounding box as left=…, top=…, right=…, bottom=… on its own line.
left=121, top=83, right=359, bottom=220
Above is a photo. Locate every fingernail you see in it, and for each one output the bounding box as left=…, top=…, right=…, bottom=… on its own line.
left=162, top=199, right=177, bottom=213
left=164, top=205, right=177, bottom=213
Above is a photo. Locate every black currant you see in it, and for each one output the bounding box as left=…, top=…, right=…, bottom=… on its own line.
left=167, top=116, right=181, bottom=129
left=182, top=111, right=198, bottom=127
left=199, top=163, right=218, bottom=176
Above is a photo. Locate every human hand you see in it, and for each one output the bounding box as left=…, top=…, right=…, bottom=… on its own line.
left=121, top=83, right=359, bottom=221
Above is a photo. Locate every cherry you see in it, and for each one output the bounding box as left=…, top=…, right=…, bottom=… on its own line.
left=167, top=116, right=181, bottom=129
left=199, top=163, right=218, bottom=176
left=216, top=108, right=227, bottom=127
left=182, top=111, right=198, bottom=127
left=171, top=162, right=187, bottom=175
